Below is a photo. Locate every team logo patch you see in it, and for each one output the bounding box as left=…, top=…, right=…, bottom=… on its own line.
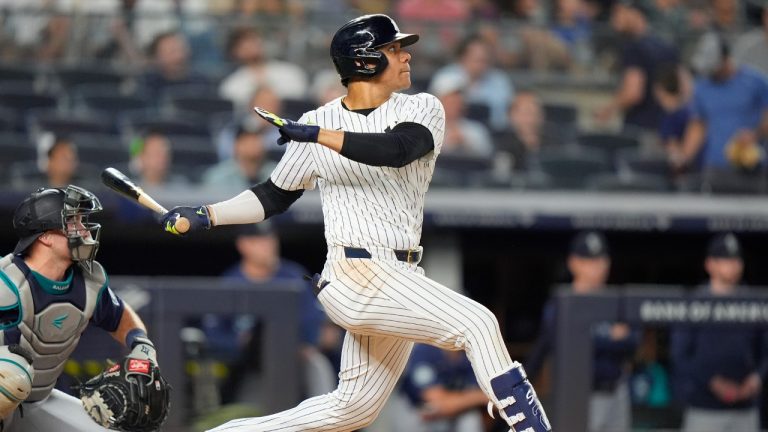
left=128, top=359, right=150, bottom=374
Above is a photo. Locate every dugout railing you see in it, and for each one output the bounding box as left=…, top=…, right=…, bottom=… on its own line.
left=553, top=287, right=768, bottom=431
left=71, top=277, right=303, bottom=432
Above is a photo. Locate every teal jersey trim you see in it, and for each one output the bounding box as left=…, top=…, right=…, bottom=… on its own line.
left=0, top=271, right=22, bottom=330
left=0, top=358, right=32, bottom=385
left=31, top=269, right=73, bottom=295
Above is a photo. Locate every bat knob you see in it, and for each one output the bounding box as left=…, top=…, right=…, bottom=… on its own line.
left=175, top=217, right=190, bottom=234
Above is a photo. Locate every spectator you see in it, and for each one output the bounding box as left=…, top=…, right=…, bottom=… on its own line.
left=430, top=35, right=514, bottom=130
left=88, top=0, right=146, bottom=69
left=396, top=344, right=488, bottom=432
left=202, top=126, right=273, bottom=193
left=129, top=130, right=187, bottom=188
left=652, top=64, right=693, bottom=164
left=526, top=231, right=639, bottom=432
left=218, top=27, right=308, bottom=112
left=396, top=0, right=469, bottom=22
left=215, top=85, right=284, bottom=160
left=594, top=0, right=679, bottom=134
left=672, top=32, right=768, bottom=174
left=208, top=222, right=339, bottom=401
left=498, top=89, right=548, bottom=172
left=428, top=74, right=493, bottom=157
left=309, top=69, right=347, bottom=106
left=551, top=0, right=595, bottom=70
left=733, top=5, right=768, bottom=77
left=43, top=135, right=79, bottom=188
left=670, top=233, right=768, bottom=432
left=141, top=31, right=211, bottom=95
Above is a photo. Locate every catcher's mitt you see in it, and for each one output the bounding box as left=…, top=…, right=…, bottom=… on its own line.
left=78, top=355, right=171, bottom=432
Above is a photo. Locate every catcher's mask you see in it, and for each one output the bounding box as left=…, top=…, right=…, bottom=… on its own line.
left=13, top=185, right=103, bottom=271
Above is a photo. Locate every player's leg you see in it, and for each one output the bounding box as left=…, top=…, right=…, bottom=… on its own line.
left=321, top=258, right=550, bottom=431
left=5, top=389, right=111, bottom=432
left=207, top=331, right=413, bottom=432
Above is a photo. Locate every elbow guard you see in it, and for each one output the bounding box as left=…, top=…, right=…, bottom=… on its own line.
left=250, top=180, right=304, bottom=219
left=0, top=344, right=34, bottom=418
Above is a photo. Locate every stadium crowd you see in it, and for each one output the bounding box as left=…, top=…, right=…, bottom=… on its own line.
left=0, top=0, right=767, bottom=195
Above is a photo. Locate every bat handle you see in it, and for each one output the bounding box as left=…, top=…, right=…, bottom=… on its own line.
left=174, top=217, right=190, bottom=234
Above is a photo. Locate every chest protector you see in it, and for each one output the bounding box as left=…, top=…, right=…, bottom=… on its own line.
left=0, top=254, right=107, bottom=401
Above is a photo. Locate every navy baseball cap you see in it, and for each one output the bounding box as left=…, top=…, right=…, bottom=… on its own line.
left=570, top=231, right=609, bottom=258
left=707, top=233, right=741, bottom=258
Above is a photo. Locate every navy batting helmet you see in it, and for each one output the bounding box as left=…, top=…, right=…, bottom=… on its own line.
left=330, top=14, right=419, bottom=86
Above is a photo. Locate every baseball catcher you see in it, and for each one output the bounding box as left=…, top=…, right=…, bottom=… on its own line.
left=0, top=185, right=170, bottom=431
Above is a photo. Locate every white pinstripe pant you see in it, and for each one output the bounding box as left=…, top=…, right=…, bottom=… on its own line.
left=209, top=250, right=514, bottom=432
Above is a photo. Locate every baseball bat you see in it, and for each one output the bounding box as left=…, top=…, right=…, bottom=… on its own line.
left=100, top=167, right=190, bottom=233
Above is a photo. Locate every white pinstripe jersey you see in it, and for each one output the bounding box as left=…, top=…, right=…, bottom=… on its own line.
left=270, top=92, right=445, bottom=251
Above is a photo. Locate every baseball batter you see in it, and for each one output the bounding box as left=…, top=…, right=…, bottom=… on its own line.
left=162, top=14, right=551, bottom=432
left=0, top=185, right=169, bottom=432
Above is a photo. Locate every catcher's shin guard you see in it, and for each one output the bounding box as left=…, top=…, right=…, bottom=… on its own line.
left=488, top=362, right=551, bottom=432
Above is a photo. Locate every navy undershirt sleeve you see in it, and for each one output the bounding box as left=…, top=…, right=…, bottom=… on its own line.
left=250, top=179, right=304, bottom=218
left=91, top=285, right=125, bottom=332
left=340, top=122, right=434, bottom=168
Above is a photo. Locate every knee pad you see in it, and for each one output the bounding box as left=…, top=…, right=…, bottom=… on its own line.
left=0, top=345, right=34, bottom=420
left=489, top=362, right=551, bottom=432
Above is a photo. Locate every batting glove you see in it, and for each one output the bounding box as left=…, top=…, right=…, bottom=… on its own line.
left=254, top=106, right=320, bottom=145
left=161, top=205, right=210, bottom=235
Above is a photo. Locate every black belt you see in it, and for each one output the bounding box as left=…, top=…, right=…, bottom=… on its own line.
left=343, top=247, right=422, bottom=264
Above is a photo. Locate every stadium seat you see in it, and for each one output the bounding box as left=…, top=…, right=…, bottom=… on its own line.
left=536, top=147, right=612, bottom=189
left=282, top=98, right=316, bottom=120
left=28, top=113, right=115, bottom=137
left=585, top=173, right=672, bottom=192
left=0, top=90, right=58, bottom=114
left=54, top=66, right=127, bottom=93
left=465, top=102, right=491, bottom=127
left=165, top=95, right=234, bottom=117
left=170, top=138, right=218, bottom=181
left=0, top=64, right=37, bottom=85
left=576, top=132, right=640, bottom=165
left=682, top=169, right=767, bottom=195
left=74, top=139, right=131, bottom=167
left=618, top=152, right=671, bottom=177
left=543, top=103, right=578, bottom=126
left=120, top=113, right=212, bottom=138
left=432, top=154, right=494, bottom=188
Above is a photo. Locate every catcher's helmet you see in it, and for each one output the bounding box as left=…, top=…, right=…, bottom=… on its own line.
left=330, top=14, right=419, bottom=86
left=13, top=185, right=102, bottom=270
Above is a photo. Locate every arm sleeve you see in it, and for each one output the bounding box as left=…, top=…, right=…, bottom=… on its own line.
left=340, top=122, right=434, bottom=168
left=250, top=179, right=304, bottom=218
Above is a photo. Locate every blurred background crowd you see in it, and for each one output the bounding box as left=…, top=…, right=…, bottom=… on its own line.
left=2, top=0, right=768, bottom=431
left=0, top=0, right=767, bottom=193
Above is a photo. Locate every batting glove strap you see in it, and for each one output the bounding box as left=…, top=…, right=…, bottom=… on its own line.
left=161, top=205, right=210, bottom=235
left=276, top=120, right=320, bottom=145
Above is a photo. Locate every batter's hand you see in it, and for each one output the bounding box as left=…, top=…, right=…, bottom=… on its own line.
left=254, top=106, right=320, bottom=145
left=161, top=206, right=211, bottom=235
